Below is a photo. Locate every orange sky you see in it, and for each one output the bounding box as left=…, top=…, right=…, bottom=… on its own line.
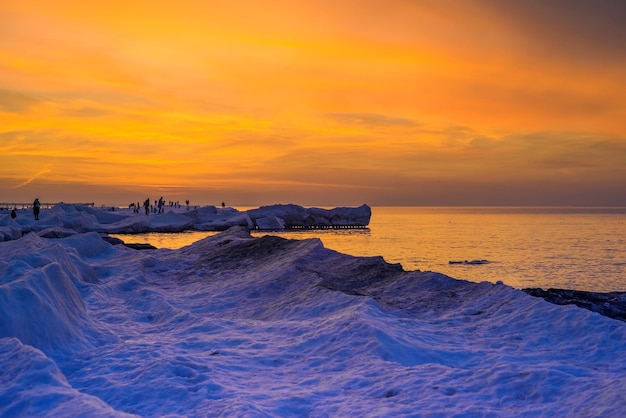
left=1, top=0, right=625, bottom=206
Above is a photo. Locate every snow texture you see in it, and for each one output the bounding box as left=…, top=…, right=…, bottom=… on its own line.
left=1, top=212, right=625, bottom=416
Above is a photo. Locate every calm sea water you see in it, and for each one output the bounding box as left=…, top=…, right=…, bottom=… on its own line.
left=118, top=207, right=626, bottom=292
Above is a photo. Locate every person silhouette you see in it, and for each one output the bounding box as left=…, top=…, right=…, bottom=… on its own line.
left=33, top=198, right=41, bottom=220
left=11, top=208, right=17, bottom=219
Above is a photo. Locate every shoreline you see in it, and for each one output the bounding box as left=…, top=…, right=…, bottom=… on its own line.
left=108, top=229, right=626, bottom=323
left=112, top=229, right=626, bottom=323
left=3, top=203, right=625, bottom=320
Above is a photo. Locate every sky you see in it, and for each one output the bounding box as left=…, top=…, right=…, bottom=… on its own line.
left=1, top=0, right=625, bottom=207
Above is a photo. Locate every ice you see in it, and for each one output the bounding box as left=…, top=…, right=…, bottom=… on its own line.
left=0, top=338, right=136, bottom=417
left=0, top=203, right=371, bottom=240
left=246, top=204, right=371, bottom=228
left=1, top=207, right=625, bottom=416
left=449, top=259, right=490, bottom=265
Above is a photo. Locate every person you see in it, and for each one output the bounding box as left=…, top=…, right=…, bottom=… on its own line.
left=221, top=202, right=225, bottom=208
left=33, top=198, right=41, bottom=220
left=144, top=198, right=150, bottom=215
left=11, top=208, right=17, bottom=219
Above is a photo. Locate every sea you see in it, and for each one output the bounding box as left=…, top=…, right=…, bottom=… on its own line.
left=119, top=206, right=626, bottom=293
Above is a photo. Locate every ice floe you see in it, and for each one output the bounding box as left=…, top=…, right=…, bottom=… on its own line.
left=0, top=203, right=371, bottom=242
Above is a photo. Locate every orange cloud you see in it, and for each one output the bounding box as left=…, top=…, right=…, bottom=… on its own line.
left=1, top=0, right=624, bottom=205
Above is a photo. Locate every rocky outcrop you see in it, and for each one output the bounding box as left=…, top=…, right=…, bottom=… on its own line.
left=523, top=288, right=626, bottom=322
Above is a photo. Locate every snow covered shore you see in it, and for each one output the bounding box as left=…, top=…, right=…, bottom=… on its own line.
left=0, top=203, right=371, bottom=242
left=1, top=221, right=625, bottom=416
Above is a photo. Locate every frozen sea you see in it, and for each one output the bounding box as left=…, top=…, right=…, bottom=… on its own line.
left=121, top=206, right=626, bottom=292
left=1, top=205, right=625, bottom=417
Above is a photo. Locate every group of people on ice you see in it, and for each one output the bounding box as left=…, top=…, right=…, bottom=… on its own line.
left=130, top=197, right=189, bottom=215
left=11, top=197, right=199, bottom=220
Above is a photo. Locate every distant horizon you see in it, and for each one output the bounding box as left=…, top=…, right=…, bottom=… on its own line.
left=3, top=196, right=626, bottom=210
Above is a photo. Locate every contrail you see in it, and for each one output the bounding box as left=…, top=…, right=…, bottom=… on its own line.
left=13, top=164, right=53, bottom=189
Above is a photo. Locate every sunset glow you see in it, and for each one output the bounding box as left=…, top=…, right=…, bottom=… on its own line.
left=2, top=0, right=625, bottom=206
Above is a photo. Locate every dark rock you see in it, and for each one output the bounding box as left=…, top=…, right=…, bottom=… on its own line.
left=523, top=288, right=626, bottom=322
left=100, top=234, right=156, bottom=249
left=101, top=235, right=125, bottom=245
left=124, top=243, right=158, bottom=250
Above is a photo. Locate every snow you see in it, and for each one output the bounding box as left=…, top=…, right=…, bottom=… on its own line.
left=0, top=203, right=372, bottom=241
left=1, top=205, right=625, bottom=417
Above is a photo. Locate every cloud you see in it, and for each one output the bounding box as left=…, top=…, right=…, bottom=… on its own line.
left=478, top=0, right=626, bottom=64
left=326, top=113, right=419, bottom=128
left=0, top=90, right=41, bottom=112
left=62, top=106, right=113, bottom=118
left=1, top=0, right=624, bottom=206
left=13, top=163, right=53, bottom=189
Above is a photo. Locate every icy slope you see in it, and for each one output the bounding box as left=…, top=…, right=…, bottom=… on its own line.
left=0, top=227, right=624, bottom=417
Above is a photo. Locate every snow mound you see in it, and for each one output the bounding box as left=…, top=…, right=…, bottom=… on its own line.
left=0, top=203, right=371, bottom=241
left=0, top=227, right=624, bottom=416
left=0, top=233, right=114, bottom=351
left=247, top=203, right=371, bottom=229
left=0, top=338, right=137, bottom=417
